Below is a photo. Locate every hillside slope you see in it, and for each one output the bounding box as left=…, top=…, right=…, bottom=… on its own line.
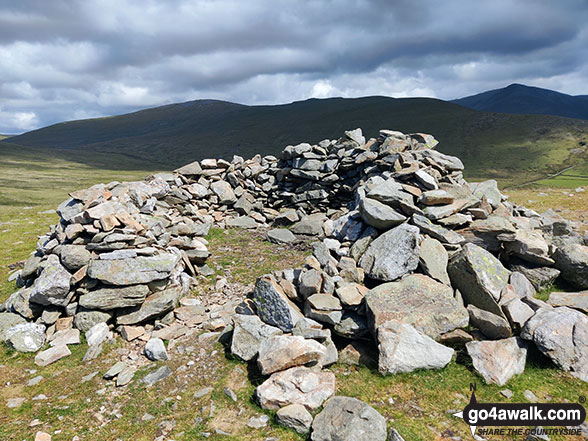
left=452, top=83, right=588, bottom=120
left=4, top=96, right=588, bottom=185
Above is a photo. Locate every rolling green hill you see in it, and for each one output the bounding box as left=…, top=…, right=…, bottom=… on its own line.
left=453, top=83, right=588, bottom=120
left=4, top=96, right=588, bottom=185
left=0, top=134, right=12, bottom=141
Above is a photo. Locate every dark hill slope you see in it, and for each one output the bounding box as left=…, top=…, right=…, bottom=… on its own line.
left=4, top=96, right=588, bottom=185
left=452, top=83, right=588, bottom=120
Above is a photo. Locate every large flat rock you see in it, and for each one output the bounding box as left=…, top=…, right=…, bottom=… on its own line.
left=466, top=337, right=527, bottom=386
left=365, top=274, right=468, bottom=338
left=87, top=253, right=180, bottom=286
left=116, top=286, right=182, bottom=325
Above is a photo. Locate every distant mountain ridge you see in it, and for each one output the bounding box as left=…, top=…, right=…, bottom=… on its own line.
left=452, top=83, right=588, bottom=120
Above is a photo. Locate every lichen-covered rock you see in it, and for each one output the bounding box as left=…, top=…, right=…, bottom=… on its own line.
left=253, top=275, right=303, bottom=332
left=230, top=314, right=283, bottom=361
left=116, top=286, right=182, bottom=325
left=365, top=274, right=468, bottom=338
left=29, top=255, right=72, bottom=307
left=448, top=243, right=510, bottom=318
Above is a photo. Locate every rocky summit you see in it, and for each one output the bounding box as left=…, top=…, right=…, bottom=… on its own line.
left=2, top=127, right=588, bottom=440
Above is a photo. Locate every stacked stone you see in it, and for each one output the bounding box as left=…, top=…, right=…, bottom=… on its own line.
left=2, top=128, right=587, bottom=395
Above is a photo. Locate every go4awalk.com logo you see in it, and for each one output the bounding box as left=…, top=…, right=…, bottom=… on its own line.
left=453, top=384, right=586, bottom=438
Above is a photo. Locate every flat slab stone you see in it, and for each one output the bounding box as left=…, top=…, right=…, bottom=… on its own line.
left=34, top=344, right=71, bottom=367
left=267, top=228, right=296, bottom=244
left=257, top=335, right=327, bottom=375
left=256, top=366, right=336, bottom=411
left=79, top=285, right=149, bottom=310
left=547, top=291, right=588, bottom=313
left=365, top=274, right=468, bottom=339
left=87, top=253, right=180, bottom=286
left=29, top=255, right=71, bottom=306
left=116, top=286, right=182, bottom=325
left=230, top=314, right=283, bottom=361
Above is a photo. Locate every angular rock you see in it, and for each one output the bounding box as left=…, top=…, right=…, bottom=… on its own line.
left=448, top=243, right=510, bottom=318
left=144, top=338, right=169, bottom=361
left=547, top=291, right=588, bottom=313
left=60, top=245, right=92, bottom=271
left=365, top=274, right=468, bottom=338
left=226, top=216, right=259, bottom=229
left=359, top=197, right=406, bottom=229
left=257, top=335, right=327, bottom=375
left=116, top=366, right=137, bottom=386
left=333, top=311, right=370, bottom=339
left=299, top=269, right=323, bottom=298
left=116, top=286, right=182, bottom=325
left=359, top=224, right=420, bottom=282
left=411, top=214, right=464, bottom=245
left=34, top=344, right=71, bottom=366
left=267, top=228, right=296, bottom=244
left=49, top=328, right=80, bottom=346
left=29, top=255, right=71, bottom=307
left=230, top=314, right=283, bottom=361
left=419, top=237, right=450, bottom=285
left=502, top=298, right=535, bottom=331
left=142, top=366, right=172, bottom=387
left=471, top=180, right=502, bottom=209
left=291, top=214, right=326, bottom=236
left=86, top=322, right=109, bottom=347
left=509, top=262, right=560, bottom=291
left=73, top=309, right=112, bottom=332
left=335, top=283, right=368, bottom=307
left=304, top=294, right=342, bottom=325
left=5, top=323, right=46, bottom=352
left=502, top=230, right=554, bottom=266
left=79, top=285, right=149, bottom=310
left=510, top=272, right=536, bottom=298
left=253, top=275, right=303, bottom=332
left=311, top=396, right=387, bottom=441
left=418, top=189, right=454, bottom=205
left=276, top=403, right=313, bottom=434
left=552, top=243, right=588, bottom=289
left=467, top=305, right=512, bottom=339
left=210, top=180, right=237, bottom=205
left=0, top=312, right=27, bottom=341
left=521, top=307, right=588, bottom=382
left=87, top=253, right=180, bottom=286
left=466, top=337, right=527, bottom=385
left=377, top=320, right=454, bottom=374
left=255, top=366, right=335, bottom=411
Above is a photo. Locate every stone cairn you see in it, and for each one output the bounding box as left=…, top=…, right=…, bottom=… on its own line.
left=1, top=128, right=588, bottom=440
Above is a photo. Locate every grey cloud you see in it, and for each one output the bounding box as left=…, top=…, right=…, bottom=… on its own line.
left=0, top=0, right=587, bottom=133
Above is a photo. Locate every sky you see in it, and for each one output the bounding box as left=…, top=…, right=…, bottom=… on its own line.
left=0, top=0, right=587, bottom=134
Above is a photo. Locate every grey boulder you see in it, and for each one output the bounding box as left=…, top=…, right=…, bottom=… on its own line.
left=79, top=285, right=149, bottom=310
left=552, top=243, right=588, bottom=289
left=377, top=320, right=454, bottom=375
left=230, top=314, right=283, bottom=361
left=448, top=243, right=510, bottom=318
left=29, top=254, right=72, bottom=307
left=359, top=224, right=420, bottom=282
left=311, top=396, right=387, bottom=441
left=365, top=274, right=468, bottom=339
left=466, top=337, right=528, bottom=386
left=4, top=323, right=46, bottom=352
left=521, top=307, right=588, bottom=382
